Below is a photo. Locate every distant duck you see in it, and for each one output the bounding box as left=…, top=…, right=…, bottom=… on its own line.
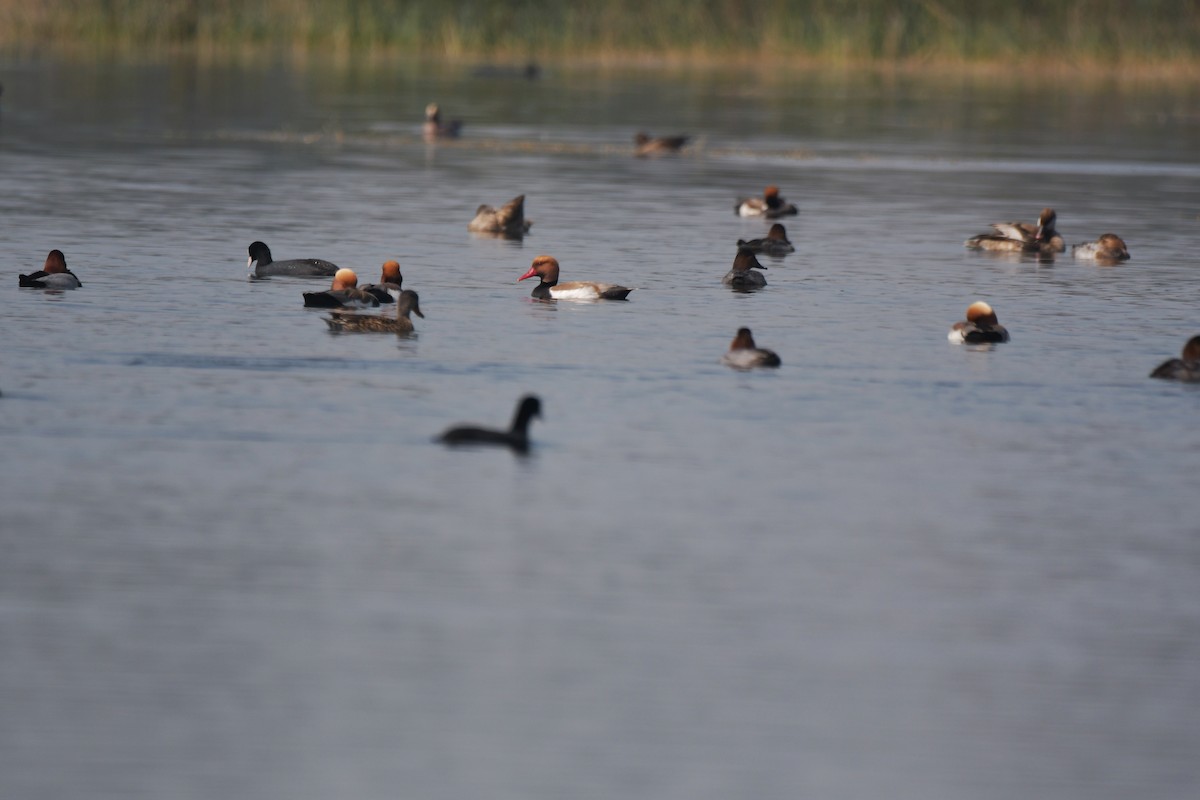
left=471, top=62, right=540, bottom=79
left=948, top=301, right=1010, bottom=343
left=722, top=247, right=768, bottom=289
left=360, top=260, right=403, bottom=304
left=247, top=240, right=339, bottom=278
left=1072, top=233, right=1130, bottom=262
left=518, top=255, right=633, bottom=300
left=735, top=185, right=798, bottom=218
left=722, top=328, right=782, bottom=369
left=324, top=290, right=424, bottom=334
left=964, top=207, right=1065, bottom=254
left=633, top=132, right=690, bottom=157
left=737, top=223, right=794, bottom=256
left=468, top=194, right=533, bottom=238
left=302, top=269, right=380, bottom=308
left=423, top=103, right=462, bottom=140
left=19, top=249, right=82, bottom=289
left=438, top=394, right=542, bottom=453
left=1149, top=335, right=1200, bottom=382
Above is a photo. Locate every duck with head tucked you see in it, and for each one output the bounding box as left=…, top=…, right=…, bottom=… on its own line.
left=735, top=185, right=798, bottom=218
left=948, top=301, right=1010, bottom=344
left=468, top=194, right=533, bottom=238
left=438, top=394, right=542, bottom=454
left=324, top=290, right=424, bottom=334
left=518, top=255, right=632, bottom=301
left=633, top=132, right=690, bottom=157
left=722, top=328, right=782, bottom=369
left=247, top=241, right=339, bottom=278
left=1149, top=336, right=1200, bottom=382
left=737, top=223, right=794, bottom=257
left=965, top=207, right=1065, bottom=254
left=302, top=269, right=380, bottom=308
left=1072, top=233, right=1130, bottom=262
left=19, top=249, right=82, bottom=289
left=722, top=247, right=768, bottom=289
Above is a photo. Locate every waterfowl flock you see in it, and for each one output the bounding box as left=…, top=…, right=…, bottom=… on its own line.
left=15, top=103, right=1195, bottom=458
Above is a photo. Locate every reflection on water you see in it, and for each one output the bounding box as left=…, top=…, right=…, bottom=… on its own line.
left=1, top=56, right=1199, bottom=800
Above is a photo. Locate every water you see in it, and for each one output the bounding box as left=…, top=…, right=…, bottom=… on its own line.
left=2, top=56, right=1198, bottom=800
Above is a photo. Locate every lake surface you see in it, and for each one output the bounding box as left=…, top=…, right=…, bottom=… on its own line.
left=1, top=55, right=1198, bottom=800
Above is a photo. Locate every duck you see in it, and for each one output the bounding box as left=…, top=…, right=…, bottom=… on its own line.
left=964, top=207, right=1065, bottom=253
left=324, top=290, right=424, bottom=333
left=1072, top=233, right=1130, bottom=262
left=722, top=247, right=768, bottom=289
left=948, top=301, right=1010, bottom=343
left=19, top=249, right=82, bottom=289
left=302, top=269, right=381, bottom=308
left=722, top=328, right=782, bottom=369
left=633, top=132, right=689, bottom=157
left=247, top=241, right=339, bottom=278
left=423, top=103, right=462, bottom=140
left=360, top=260, right=403, bottom=304
left=737, top=223, right=795, bottom=256
left=468, top=194, right=533, bottom=237
left=518, top=255, right=633, bottom=300
left=438, top=395, right=542, bottom=454
left=1149, top=336, right=1200, bottom=382
left=734, top=185, right=798, bottom=218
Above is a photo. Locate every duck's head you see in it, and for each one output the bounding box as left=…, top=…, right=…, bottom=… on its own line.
left=732, top=247, right=767, bottom=273
left=1035, top=208, right=1057, bottom=237
left=332, top=268, right=358, bottom=290
left=730, top=327, right=757, bottom=351
left=1181, top=335, right=1200, bottom=363
left=1097, top=233, right=1130, bottom=260
left=425, top=103, right=440, bottom=122
left=43, top=249, right=68, bottom=274
left=398, top=289, right=424, bottom=318
left=519, top=255, right=560, bottom=283
left=767, top=223, right=788, bottom=241
left=965, top=301, right=1000, bottom=327
left=381, top=260, right=402, bottom=284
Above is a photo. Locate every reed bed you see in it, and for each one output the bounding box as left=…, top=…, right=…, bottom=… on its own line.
left=2, top=0, right=1197, bottom=72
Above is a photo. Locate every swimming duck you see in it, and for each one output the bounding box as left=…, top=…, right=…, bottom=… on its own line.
left=1149, top=335, right=1200, bottom=382
left=948, top=301, right=1010, bottom=343
left=19, top=249, right=82, bottom=289
left=302, top=269, right=381, bottom=308
left=423, top=103, right=462, bottom=140
left=324, top=290, right=424, bottom=333
left=633, top=132, right=690, bottom=157
left=1072, top=233, right=1130, bottom=262
left=247, top=241, right=339, bottom=278
left=518, top=255, right=633, bottom=300
left=468, top=194, right=533, bottom=237
left=722, top=247, right=768, bottom=289
left=737, top=223, right=795, bottom=256
left=360, top=260, right=402, bottom=304
left=964, top=207, right=1065, bottom=253
left=438, top=395, right=542, bottom=453
left=735, top=185, right=799, bottom=218
left=722, top=328, right=782, bottom=369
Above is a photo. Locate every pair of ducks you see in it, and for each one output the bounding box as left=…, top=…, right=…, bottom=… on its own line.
left=965, top=208, right=1130, bottom=261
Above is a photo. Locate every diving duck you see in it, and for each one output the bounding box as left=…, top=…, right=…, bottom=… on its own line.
left=722, top=328, right=782, bottom=369
left=518, top=255, right=632, bottom=300
left=19, top=249, right=82, bottom=289
left=948, top=301, right=1010, bottom=343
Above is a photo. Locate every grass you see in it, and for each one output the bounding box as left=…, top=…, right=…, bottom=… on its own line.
left=2, top=0, right=1198, bottom=74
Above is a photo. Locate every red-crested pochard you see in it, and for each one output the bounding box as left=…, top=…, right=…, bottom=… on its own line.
left=948, top=301, right=1010, bottom=343
left=468, top=194, right=533, bottom=237
left=302, top=269, right=380, bottom=308
left=965, top=207, right=1065, bottom=254
left=518, top=255, right=632, bottom=300
left=735, top=185, right=798, bottom=218
left=1072, top=233, right=1130, bottom=262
